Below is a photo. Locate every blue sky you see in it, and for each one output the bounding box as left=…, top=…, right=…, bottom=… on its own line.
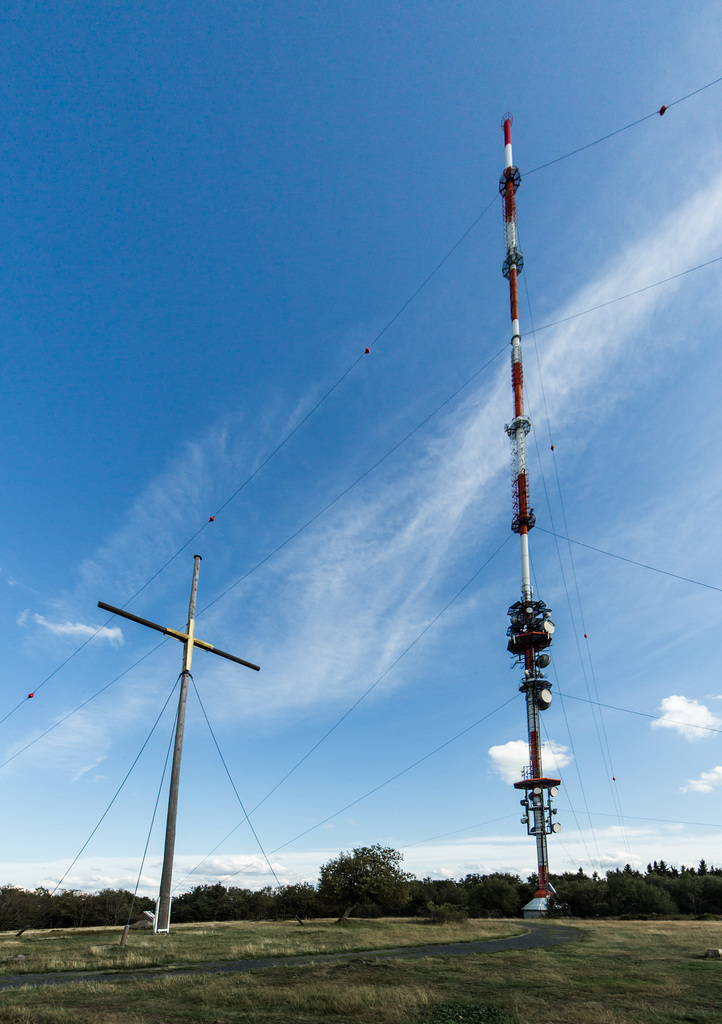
left=2, top=1, right=722, bottom=897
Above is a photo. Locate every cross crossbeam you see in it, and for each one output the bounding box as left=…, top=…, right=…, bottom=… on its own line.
left=96, top=602, right=260, bottom=671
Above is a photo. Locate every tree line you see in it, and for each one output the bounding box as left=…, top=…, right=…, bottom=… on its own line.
left=2, top=849, right=721, bottom=931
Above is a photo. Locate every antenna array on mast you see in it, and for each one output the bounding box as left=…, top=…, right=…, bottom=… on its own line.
left=500, top=114, right=561, bottom=918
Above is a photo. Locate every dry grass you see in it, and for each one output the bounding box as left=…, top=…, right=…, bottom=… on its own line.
left=0, top=917, right=519, bottom=975
left=0, top=918, right=719, bottom=1023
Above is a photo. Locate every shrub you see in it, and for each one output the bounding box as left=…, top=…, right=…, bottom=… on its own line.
left=425, top=901, right=468, bottom=924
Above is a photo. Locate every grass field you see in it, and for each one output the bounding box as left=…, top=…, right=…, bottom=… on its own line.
left=0, top=918, right=519, bottom=975
left=0, top=917, right=720, bottom=1023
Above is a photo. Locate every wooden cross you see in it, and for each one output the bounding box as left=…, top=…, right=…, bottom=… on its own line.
left=98, top=555, right=259, bottom=933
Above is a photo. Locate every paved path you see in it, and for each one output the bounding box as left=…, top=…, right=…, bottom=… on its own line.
left=0, top=922, right=581, bottom=992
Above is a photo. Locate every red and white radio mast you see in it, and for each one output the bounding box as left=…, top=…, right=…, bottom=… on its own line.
left=500, top=114, right=561, bottom=917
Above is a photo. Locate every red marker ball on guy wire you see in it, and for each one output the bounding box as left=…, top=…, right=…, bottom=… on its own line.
left=365, top=348, right=370, bottom=354
left=208, top=516, right=215, bottom=522
left=28, top=693, right=34, bottom=699
left=659, top=105, right=667, bottom=115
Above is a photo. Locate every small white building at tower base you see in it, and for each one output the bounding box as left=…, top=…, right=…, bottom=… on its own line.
left=522, top=896, right=551, bottom=919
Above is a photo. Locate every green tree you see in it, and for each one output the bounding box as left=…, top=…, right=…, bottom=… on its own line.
left=606, top=869, right=677, bottom=917
left=407, top=877, right=466, bottom=916
left=699, top=874, right=722, bottom=914
left=318, top=845, right=411, bottom=922
left=548, top=872, right=609, bottom=918
left=89, top=888, right=137, bottom=925
left=172, top=883, right=240, bottom=923
left=53, top=889, right=92, bottom=928
left=0, top=886, right=36, bottom=931
left=275, top=882, right=324, bottom=921
left=466, top=873, right=524, bottom=918
left=248, top=886, right=277, bottom=921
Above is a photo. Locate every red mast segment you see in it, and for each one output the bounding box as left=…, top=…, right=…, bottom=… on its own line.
left=500, top=115, right=561, bottom=914
left=500, top=116, right=533, bottom=542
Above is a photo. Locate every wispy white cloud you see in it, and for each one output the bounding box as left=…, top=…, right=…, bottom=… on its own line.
left=76, top=420, right=246, bottom=601
left=683, top=766, right=722, bottom=794
left=650, top=695, right=722, bottom=741
left=534, top=169, right=722, bottom=435
left=0, top=675, right=162, bottom=780
left=22, top=612, right=124, bottom=646
left=42, top=170, right=722, bottom=736
left=212, top=168, right=722, bottom=722
left=487, top=739, right=572, bottom=784
left=1, top=710, right=111, bottom=781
